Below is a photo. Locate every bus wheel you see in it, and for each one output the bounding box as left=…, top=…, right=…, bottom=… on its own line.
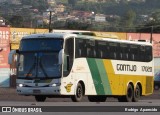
left=132, top=85, right=141, bottom=102
left=118, top=84, right=133, bottom=102
left=88, top=96, right=107, bottom=102
left=71, top=83, right=84, bottom=102
left=35, top=95, right=46, bottom=102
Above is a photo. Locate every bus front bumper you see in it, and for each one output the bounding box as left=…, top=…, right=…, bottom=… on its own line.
left=16, top=86, right=61, bottom=95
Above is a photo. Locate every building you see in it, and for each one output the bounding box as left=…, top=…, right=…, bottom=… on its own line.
left=54, top=4, right=65, bottom=13
left=47, top=0, right=56, bottom=6
left=0, top=17, right=5, bottom=26
left=71, top=11, right=93, bottom=17
left=94, top=14, right=106, bottom=22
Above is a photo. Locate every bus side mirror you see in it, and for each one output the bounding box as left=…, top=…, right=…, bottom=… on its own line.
left=58, top=49, right=64, bottom=65
left=8, top=50, right=19, bottom=64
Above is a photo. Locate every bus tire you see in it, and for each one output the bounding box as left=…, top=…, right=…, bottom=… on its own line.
left=71, top=83, right=84, bottom=102
left=118, top=96, right=125, bottom=102
left=88, top=96, right=107, bottom=102
left=118, top=84, right=133, bottom=102
left=132, top=85, right=141, bottom=102
left=35, top=95, right=46, bottom=102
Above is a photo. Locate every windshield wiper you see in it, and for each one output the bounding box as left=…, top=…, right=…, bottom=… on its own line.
left=25, top=56, right=37, bottom=77
left=39, top=58, right=49, bottom=78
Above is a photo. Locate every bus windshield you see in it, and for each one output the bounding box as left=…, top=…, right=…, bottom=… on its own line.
left=18, top=52, right=61, bottom=79
left=17, top=38, right=63, bottom=79
left=20, top=38, right=63, bottom=51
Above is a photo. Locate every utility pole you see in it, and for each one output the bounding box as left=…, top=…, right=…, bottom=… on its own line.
left=49, top=11, right=52, bottom=33
left=150, top=26, right=153, bottom=43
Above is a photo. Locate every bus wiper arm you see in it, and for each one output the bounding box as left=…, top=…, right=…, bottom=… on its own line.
left=26, top=57, right=36, bottom=77
left=39, top=58, right=49, bottom=78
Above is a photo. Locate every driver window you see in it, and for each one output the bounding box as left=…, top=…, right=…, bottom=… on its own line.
left=63, top=38, right=74, bottom=77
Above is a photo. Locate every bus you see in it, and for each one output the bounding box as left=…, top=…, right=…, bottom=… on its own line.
left=8, top=33, right=154, bottom=102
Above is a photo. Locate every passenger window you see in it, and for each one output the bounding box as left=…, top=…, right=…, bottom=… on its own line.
left=129, top=45, right=139, bottom=61
left=86, top=39, right=96, bottom=58
left=145, top=46, right=152, bottom=62
left=139, top=45, right=145, bottom=61
left=75, top=39, right=87, bottom=58
left=120, top=43, right=129, bottom=60
left=97, top=41, right=109, bottom=59
left=109, top=42, right=117, bottom=59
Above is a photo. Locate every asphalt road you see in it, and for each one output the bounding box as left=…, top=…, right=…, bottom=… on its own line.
left=0, top=88, right=160, bottom=115
left=0, top=88, right=160, bottom=102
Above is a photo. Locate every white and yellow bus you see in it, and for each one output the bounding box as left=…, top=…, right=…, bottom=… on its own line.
left=8, top=33, right=154, bottom=102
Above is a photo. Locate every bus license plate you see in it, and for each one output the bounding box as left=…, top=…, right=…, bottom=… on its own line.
left=33, top=89, right=41, bottom=94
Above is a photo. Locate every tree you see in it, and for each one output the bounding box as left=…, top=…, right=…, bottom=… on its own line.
left=65, top=20, right=90, bottom=30
left=9, top=15, right=23, bottom=27
left=53, top=21, right=66, bottom=29
left=120, top=0, right=128, bottom=4
left=136, top=20, right=160, bottom=33
left=68, top=0, right=77, bottom=7
left=137, top=11, right=160, bottom=33
left=151, top=11, right=160, bottom=22
left=120, top=10, right=136, bottom=31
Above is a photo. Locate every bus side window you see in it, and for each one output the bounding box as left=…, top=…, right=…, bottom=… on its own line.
left=129, top=45, right=139, bottom=61
left=145, top=46, right=152, bottom=62
left=88, top=49, right=96, bottom=58
left=97, top=41, right=108, bottom=59
left=75, top=39, right=86, bottom=58
left=75, top=39, right=80, bottom=58
left=87, top=47, right=91, bottom=57
left=139, top=45, right=145, bottom=61
left=109, top=42, right=117, bottom=59
left=86, top=40, right=96, bottom=58
left=119, top=43, right=128, bottom=60
left=99, top=50, right=103, bottom=58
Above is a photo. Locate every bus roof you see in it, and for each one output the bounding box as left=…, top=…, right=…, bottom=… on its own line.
left=22, top=33, right=77, bottom=39
left=52, top=29, right=96, bottom=36
left=76, top=34, right=152, bottom=46
left=52, top=29, right=91, bottom=33
left=22, top=33, right=152, bottom=46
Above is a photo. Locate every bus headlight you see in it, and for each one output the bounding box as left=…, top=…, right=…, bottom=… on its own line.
left=17, top=83, right=26, bottom=87
left=49, top=83, right=61, bottom=87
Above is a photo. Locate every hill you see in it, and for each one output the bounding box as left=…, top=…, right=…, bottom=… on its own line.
left=0, top=0, right=160, bottom=32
